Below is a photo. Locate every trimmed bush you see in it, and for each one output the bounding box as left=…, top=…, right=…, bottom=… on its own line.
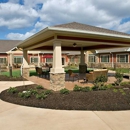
left=44, top=90, right=52, bottom=95
left=81, top=87, right=91, bottom=92
left=36, top=93, right=47, bottom=100
left=115, top=72, right=123, bottom=86
left=93, top=75, right=107, bottom=90
left=36, top=85, right=44, bottom=89
left=60, top=88, right=70, bottom=94
left=7, top=87, right=17, bottom=94
left=73, top=85, right=82, bottom=91
left=18, top=91, right=31, bottom=98
left=29, top=89, right=38, bottom=95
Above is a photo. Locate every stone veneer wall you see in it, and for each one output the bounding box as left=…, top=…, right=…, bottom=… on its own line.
left=22, top=68, right=29, bottom=79
left=50, top=73, right=65, bottom=91
left=88, top=63, right=130, bottom=68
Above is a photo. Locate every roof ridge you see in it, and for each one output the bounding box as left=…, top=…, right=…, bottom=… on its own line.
left=53, top=22, right=130, bottom=36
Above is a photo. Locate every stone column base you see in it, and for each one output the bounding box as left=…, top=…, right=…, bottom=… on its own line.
left=50, top=73, right=65, bottom=91
left=79, top=64, right=87, bottom=73
left=22, top=67, right=29, bottom=79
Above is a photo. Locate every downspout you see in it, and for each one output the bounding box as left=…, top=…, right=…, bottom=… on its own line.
left=111, top=52, right=114, bottom=68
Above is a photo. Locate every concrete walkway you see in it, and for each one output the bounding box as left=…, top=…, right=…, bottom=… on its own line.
left=0, top=81, right=130, bottom=130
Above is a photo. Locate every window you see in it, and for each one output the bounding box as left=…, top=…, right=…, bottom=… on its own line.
left=70, top=56, right=75, bottom=62
left=76, top=56, right=80, bottom=63
left=46, top=58, right=53, bottom=63
left=117, top=54, right=128, bottom=63
left=0, top=57, right=6, bottom=64
left=89, top=54, right=95, bottom=63
left=101, top=55, right=109, bottom=62
left=14, top=56, right=23, bottom=63
left=30, top=56, right=38, bottom=63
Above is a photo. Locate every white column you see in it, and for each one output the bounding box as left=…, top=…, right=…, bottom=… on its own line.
left=23, top=50, right=29, bottom=68
left=80, top=47, right=85, bottom=65
left=50, top=41, right=64, bottom=73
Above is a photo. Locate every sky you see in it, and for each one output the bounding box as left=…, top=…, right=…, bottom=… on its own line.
left=0, top=0, right=130, bottom=40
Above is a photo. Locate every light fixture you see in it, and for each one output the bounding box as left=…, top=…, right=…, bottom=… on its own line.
left=73, top=43, right=77, bottom=47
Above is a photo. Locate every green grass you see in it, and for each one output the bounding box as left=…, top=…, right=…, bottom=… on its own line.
left=1, top=67, right=93, bottom=77
left=1, top=70, right=21, bottom=77
left=108, top=68, right=130, bottom=73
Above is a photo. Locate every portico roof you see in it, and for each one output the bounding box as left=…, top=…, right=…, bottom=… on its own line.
left=17, top=22, right=130, bottom=51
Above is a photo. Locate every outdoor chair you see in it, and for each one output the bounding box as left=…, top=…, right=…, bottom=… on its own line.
left=35, top=67, right=48, bottom=78
left=68, top=69, right=79, bottom=82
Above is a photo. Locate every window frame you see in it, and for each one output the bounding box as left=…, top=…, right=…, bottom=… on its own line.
left=116, top=53, right=129, bottom=63
left=14, top=55, right=23, bottom=64
left=30, top=56, right=38, bottom=63
left=0, top=57, right=7, bottom=64
left=88, top=54, right=96, bottom=63
left=100, top=54, right=110, bottom=63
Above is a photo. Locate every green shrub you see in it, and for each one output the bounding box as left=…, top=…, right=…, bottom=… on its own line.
left=60, top=88, right=70, bottom=94
left=29, top=89, right=38, bottom=95
left=120, top=81, right=130, bottom=86
left=91, top=86, right=98, bottom=91
left=119, top=89, right=126, bottom=95
left=93, top=75, right=107, bottom=90
left=99, top=86, right=108, bottom=90
left=115, top=72, right=123, bottom=86
left=18, top=91, right=31, bottom=98
left=7, top=87, right=17, bottom=94
left=113, top=89, right=118, bottom=93
left=73, top=85, right=82, bottom=91
left=36, top=93, right=47, bottom=100
left=81, top=87, right=91, bottom=92
left=104, top=84, right=113, bottom=89
left=36, top=85, right=44, bottom=89
left=44, top=90, right=52, bottom=95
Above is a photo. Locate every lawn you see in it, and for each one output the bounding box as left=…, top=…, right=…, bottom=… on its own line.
left=1, top=67, right=129, bottom=78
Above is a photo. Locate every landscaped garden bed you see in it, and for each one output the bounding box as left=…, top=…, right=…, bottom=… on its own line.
left=1, top=70, right=130, bottom=111
left=0, top=75, right=27, bottom=81
left=1, top=83, right=130, bottom=111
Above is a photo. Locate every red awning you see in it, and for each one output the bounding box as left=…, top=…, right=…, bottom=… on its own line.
left=43, top=55, right=53, bottom=58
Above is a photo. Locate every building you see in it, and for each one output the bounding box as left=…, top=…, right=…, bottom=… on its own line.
left=87, top=47, right=130, bottom=68
left=0, top=40, right=81, bottom=69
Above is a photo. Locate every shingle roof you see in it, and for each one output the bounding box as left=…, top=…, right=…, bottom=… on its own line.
left=53, top=22, right=130, bottom=36
left=0, top=40, right=21, bottom=53
left=96, top=47, right=129, bottom=53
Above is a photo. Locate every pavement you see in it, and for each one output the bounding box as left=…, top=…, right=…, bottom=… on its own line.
left=0, top=81, right=130, bottom=130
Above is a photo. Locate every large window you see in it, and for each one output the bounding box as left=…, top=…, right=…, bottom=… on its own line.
left=70, top=56, right=75, bottom=62
left=117, top=54, right=128, bottom=63
left=14, top=56, right=23, bottom=63
left=0, top=57, right=6, bottom=64
left=30, top=56, right=38, bottom=63
left=46, top=58, right=53, bottom=63
left=101, top=55, right=109, bottom=62
left=76, top=56, right=80, bottom=63
left=89, top=54, right=95, bottom=63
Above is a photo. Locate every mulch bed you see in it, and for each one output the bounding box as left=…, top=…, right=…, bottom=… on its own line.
left=0, top=75, right=27, bottom=81
left=1, top=84, right=130, bottom=111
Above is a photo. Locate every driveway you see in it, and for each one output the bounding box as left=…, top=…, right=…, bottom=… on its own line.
left=0, top=81, right=130, bottom=130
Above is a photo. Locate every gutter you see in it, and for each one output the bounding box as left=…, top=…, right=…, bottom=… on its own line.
left=48, top=27, right=130, bottom=39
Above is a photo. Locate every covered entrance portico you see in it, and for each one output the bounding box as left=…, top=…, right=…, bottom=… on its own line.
left=17, top=22, right=130, bottom=91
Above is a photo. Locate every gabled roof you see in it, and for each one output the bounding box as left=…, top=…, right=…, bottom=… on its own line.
left=96, top=47, right=130, bottom=53
left=0, top=40, right=21, bottom=53
left=53, top=22, right=130, bottom=36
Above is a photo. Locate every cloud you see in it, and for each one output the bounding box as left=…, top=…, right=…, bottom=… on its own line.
left=3, top=0, right=130, bottom=40
left=6, top=31, right=35, bottom=40
left=116, top=21, right=130, bottom=33
left=39, top=0, right=120, bottom=29
left=0, top=2, right=39, bottom=29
